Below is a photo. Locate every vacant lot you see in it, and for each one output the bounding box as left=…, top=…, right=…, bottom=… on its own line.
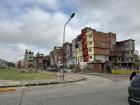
left=0, top=68, right=58, bottom=80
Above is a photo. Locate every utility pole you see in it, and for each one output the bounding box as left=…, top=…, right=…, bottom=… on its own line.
left=62, top=13, right=75, bottom=80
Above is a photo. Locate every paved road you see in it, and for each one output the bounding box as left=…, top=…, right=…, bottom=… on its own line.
left=0, top=74, right=130, bottom=105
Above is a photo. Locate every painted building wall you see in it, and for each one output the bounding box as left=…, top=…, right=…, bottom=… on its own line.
left=72, top=38, right=77, bottom=64
left=77, top=35, right=83, bottom=63
left=81, top=27, right=117, bottom=63
left=64, top=42, right=73, bottom=68
left=86, top=28, right=94, bottom=62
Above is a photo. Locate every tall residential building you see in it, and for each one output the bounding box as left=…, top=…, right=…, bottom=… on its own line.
left=63, top=42, right=73, bottom=68
left=44, top=55, right=50, bottom=69
left=24, top=49, right=34, bottom=68
left=72, top=38, right=77, bottom=64
left=77, top=34, right=83, bottom=63
left=116, top=39, right=135, bottom=67
left=81, top=27, right=116, bottom=63
left=35, top=52, right=45, bottom=70
left=49, top=46, right=64, bottom=66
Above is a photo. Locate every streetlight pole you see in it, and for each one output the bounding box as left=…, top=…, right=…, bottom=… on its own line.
left=62, top=13, right=75, bottom=80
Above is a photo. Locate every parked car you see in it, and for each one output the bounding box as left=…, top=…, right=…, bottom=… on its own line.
left=128, top=73, right=140, bottom=105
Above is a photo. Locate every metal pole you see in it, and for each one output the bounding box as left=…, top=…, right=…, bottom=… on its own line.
left=62, top=13, right=75, bottom=80
left=62, top=23, right=67, bottom=80
left=62, top=20, right=71, bottom=80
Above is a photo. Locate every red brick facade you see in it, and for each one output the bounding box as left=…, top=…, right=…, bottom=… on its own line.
left=81, top=27, right=116, bottom=63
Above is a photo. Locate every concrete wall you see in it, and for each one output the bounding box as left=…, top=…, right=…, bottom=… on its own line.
left=87, top=63, right=105, bottom=73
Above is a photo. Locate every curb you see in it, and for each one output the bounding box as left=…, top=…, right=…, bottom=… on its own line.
left=0, top=88, right=16, bottom=92
left=0, top=78, right=87, bottom=88
left=78, top=72, right=130, bottom=77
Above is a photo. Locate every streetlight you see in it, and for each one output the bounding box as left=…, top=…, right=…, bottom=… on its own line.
left=62, top=13, right=75, bottom=80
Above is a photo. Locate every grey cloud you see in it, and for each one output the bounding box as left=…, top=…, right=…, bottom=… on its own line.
left=0, top=8, right=66, bottom=49
left=73, top=0, right=140, bottom=38
left=1, top=0, right=140, bottom=61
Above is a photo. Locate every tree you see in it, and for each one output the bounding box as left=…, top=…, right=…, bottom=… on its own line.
left=7, top=62, right=15, bottom=67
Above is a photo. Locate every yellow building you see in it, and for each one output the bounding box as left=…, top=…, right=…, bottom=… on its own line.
left=86, top=28, right=94, bottom=62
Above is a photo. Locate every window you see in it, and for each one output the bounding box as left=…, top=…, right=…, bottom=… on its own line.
left=125, top=45, right=129, bottom=48
left=89, top=41, right=92, bottom=44
left=29, top=56, right=32, bottom=59
left=89, top=34, right=92, bottom=38
left=90, top=56, right=92, bottom=59
left=75, top=44, right=78, bottom=48
left=126, top=58, right=129, bottom=60
left=89, top=48, right=92, bottom=52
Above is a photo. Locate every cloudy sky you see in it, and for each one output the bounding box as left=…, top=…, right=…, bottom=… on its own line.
left=0, top=0, right=140, bottom=62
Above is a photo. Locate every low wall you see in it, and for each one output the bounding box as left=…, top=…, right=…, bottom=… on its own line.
left=112, top=69, right=139, bottom=75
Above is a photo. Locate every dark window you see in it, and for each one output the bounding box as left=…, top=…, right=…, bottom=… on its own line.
left=127, top=52, right=129, bottom=54
left=75, top=45, right=78, bottom=48
left=89, top=34, right=92, bottom=38
left=89, top=48, right=92, bottom=52
left=131, top=75, right=140, bottom=88
left=89, top=41, right=92, bottom=44
left=109, top=56, right=112, bottom=61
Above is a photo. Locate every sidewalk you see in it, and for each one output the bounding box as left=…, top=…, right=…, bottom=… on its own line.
left=0, top=73, right=86, bottom=88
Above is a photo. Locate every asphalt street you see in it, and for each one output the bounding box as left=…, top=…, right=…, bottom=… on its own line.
left=0, top=74, right=130, bottom=105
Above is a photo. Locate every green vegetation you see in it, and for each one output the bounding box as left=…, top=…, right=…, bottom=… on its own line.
left=0, top=68, right=59, bottom=80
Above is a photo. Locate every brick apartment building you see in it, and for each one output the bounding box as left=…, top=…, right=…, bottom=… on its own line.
left=17, top=27, right=136, bottom=73
left=76, top=34, right=83, bottom=63
left=81, top=27, right=116, bottom=63
left=72, top=38, right=77, bottom=65
left=115, top=39, right=135, bottom=68
left=49, top=46, right=64, bottom=66
left=24, top=49, right=34, bottom=69
left=35, top=52, right=45, bottom=70
left=71, top=27, right=117, bottom=72
left=17, top=50, right=49, bottom=70
left=63, top=42, right=73, bottom=68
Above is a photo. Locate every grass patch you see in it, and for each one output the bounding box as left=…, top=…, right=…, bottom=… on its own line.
left=0, top=68, right=59, bottom=80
